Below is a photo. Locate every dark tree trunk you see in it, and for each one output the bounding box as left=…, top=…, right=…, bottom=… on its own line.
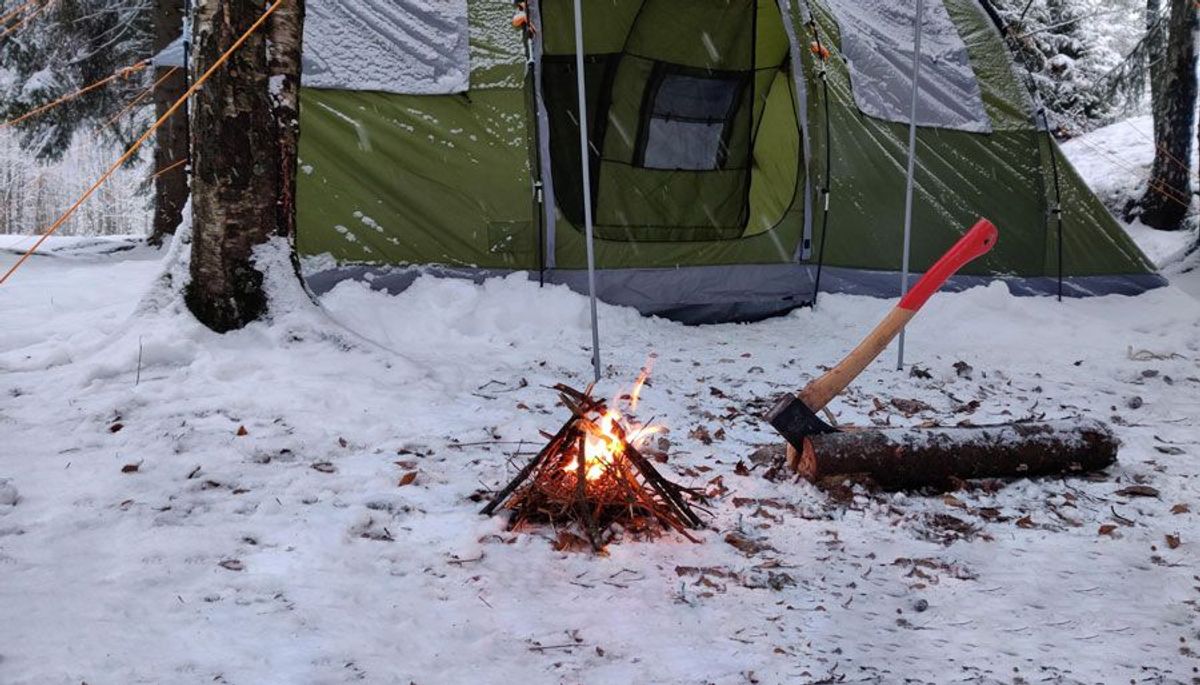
left=793, top=420, right=1118, bottom=490
left=148, top=0, right=189, bottom=246
left=1147, top=0, right=1164, bottom=119
left=185, top=0, right=305, bottom=332
left=1136, top=0, right=1197, bottom=231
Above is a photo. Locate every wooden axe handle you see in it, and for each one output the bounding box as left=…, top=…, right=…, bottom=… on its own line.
left=798, top=219, right=998, bottom=413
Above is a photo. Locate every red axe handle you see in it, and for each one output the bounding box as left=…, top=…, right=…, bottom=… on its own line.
left=797, top=219, right=998, bottom=413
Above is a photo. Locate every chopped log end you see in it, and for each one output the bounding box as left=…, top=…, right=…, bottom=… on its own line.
left=785, top=442, right=801, bottom=471
left=796, top=439, right=818, bottom=481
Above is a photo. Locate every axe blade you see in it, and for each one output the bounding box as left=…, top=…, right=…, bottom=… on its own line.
left=765, top=394, right=836, bottom=452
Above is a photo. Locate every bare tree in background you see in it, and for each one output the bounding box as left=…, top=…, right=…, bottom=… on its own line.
left=185, top=0, right=305, bottom=332
left=149, top=0, right=189, bottom=245
left=1131, top=0, right=1196, bottom=231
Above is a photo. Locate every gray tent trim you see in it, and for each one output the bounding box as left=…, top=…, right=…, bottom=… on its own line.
left=306, top=265, right=1169, bottom=325
left=779, top=0, right=816, bottom=261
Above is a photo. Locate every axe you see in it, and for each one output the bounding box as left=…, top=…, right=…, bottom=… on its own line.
left=767, top=218, right=999, bottom=466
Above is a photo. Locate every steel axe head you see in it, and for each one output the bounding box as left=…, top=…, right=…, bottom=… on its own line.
left=765, top=394, right=837, bottom=451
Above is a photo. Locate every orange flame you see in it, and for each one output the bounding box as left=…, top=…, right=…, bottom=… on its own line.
left=565, top=362, right=664, bottom=483
left=628, top=363, right=651, bottom=412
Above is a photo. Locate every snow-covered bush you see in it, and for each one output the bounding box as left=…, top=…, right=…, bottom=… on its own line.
left=991, top=0, right=1146, bottom=136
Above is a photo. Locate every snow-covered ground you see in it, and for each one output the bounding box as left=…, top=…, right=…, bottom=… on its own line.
left=2, top=123, right=1200, bottom=684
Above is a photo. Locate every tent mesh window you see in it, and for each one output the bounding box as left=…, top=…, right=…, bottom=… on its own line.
left=540, top=54, right=621, bottom=231
left=635, top=67, right=748, bottom=171
left=538, top=0, right=800, bottom=242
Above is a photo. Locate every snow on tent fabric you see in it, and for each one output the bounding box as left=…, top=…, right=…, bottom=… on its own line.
left=823, top=0, right=991, bottom=132
left=151, top=0, right=470, bottom=95
left=293, top=0, right=1165, bottom=325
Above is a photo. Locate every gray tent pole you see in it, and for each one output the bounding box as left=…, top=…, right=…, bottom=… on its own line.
left=572, top=0, right=601, bottom=382
left=896, top=0, right=925, bottom=371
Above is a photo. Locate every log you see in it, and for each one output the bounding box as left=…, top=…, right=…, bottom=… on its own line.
left=794, top=420, right=1118, bottom=489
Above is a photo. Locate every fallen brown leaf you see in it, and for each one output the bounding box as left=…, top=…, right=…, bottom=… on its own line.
left=1098, top=524, right=1118, bottom=537
left=121, top=463, right=139, bottom=474
left=890, top=397, right=933, bottom=416
left=398, top=471, right=418, bottom=486
left=552, top=531, right=592, bottom=552
left=724, top=531, right=774, bottom=556
left=236, top=425, right=248, bottom=437
left=1114, top=485, right=1159, bottom=498
left=706, top=475, right=728, bottom=498
left=1165, top=533, right=1181, bottom=549
left=689, top=426, right=713, bottom=445
left=1170, top=503, right=1189, bottom=515
left=977, top=507, right=1006, bottom=522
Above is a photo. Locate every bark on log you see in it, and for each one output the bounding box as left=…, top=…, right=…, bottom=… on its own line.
left=794, top=420, right=1118, bottom=489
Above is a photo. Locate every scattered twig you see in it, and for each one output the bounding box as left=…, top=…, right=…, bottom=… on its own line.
left=528, top=643, right=583, bottom=652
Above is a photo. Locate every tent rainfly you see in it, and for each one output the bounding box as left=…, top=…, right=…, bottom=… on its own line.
left=162, top=0, right=1165, bottom=324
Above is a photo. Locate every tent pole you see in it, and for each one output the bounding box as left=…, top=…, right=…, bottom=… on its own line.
left=572, top=0, right=601, bottom=382
left=897, top=0, right=924, bottom=371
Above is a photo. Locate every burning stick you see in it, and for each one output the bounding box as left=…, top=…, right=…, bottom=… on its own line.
left=481, top=381, right=704, bottom=551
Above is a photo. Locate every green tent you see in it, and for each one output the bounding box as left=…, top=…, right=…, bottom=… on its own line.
left=294, top=0, right=1164, bottom=324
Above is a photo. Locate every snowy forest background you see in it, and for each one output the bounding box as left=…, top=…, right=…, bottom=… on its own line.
left=0, top=0, right=1182, bottom=239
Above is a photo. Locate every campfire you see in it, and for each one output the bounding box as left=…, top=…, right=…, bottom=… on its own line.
left=481, top=372, right=705, bottom=551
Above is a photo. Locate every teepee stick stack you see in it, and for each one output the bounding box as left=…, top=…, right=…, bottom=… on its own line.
left=481, top=383, right=704, bottom=551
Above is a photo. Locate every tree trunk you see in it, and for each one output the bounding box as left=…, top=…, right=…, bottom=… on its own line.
left=268, top=0, right=305, bottom=245
left=792, top=420, right=1118, bottom=489
left=1137, top=0, right=1197, bottom=231
left=1147, top=0, right=1164, bottom=120
left=148, top=0, right=189, bottom=246
left=185, top=0, right=304, bottom=332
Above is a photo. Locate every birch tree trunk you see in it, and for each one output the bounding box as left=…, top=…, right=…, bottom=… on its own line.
left=148, top=0, right=189, bottom=246
left=268, top=0, right=305, bottom=245
left=1137, top=0, right=1197, bottom=231
left=186, top=0, right=305, bottom=332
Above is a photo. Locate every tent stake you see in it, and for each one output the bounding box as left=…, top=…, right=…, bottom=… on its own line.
left=897, top=0, right=925, bottom=371
left=572, top=0, right=601, bottom=382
